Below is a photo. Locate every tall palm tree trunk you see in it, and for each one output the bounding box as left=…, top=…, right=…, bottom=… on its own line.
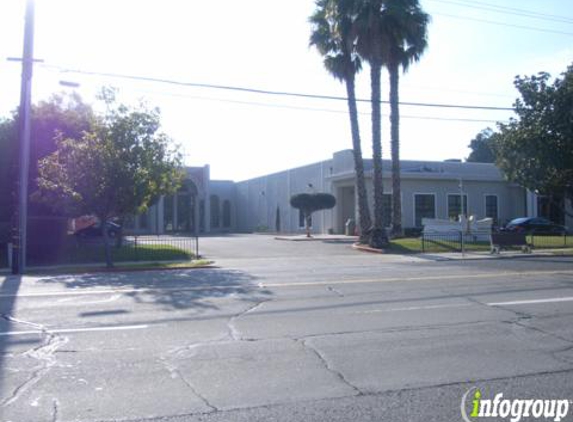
left=389, top=63, right=403, bottom=237
left=345, top=73, right=371, bottom=241
left=369, top=59, right=388, bottom=248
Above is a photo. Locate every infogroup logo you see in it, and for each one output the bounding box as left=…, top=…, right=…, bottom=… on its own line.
left=461, top=387, right=571, bottom=422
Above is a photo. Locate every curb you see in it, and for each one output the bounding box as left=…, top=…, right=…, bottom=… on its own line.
left=352, top=242, right=386, bottom=254
left=275, top=236, right=358, bottom=242
left=0, top=261, right=215, bottom=277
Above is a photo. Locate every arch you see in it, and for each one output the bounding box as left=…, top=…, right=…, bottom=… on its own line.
left=163, top=179, right=199, bottom=233
left=222, top=200, right=232, bottom=228
left=179, top=179, right=198, bottom=196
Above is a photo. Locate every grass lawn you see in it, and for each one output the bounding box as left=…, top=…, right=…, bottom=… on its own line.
left=69, top=243, right=193, bottom=263
left=388, top=237, right=490, bottom=253
left=389, top=234, right=572, bottom=254
left=22, top=237, right=196, bottom=267
left=528, top=234, right=573, bottom=248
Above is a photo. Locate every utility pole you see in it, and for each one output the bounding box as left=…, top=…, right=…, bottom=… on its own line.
left=11, top=0, right=36, bottom=274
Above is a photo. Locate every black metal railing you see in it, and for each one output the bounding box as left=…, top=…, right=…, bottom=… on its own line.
left=527, top=232, right=570, bottom=249
left=420, top=231, right=491, bottom=253
left=1, top=235, right=200, bottom=268
left=419, top=231, right=571, bottom=254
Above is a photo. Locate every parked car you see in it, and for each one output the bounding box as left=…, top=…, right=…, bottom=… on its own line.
left=503, top=217, right=567, bottom=235
left=74, top=220, right=122, bottom=238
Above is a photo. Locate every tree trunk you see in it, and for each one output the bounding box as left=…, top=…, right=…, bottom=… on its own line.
left=305, top=213, right=312, bottom=238
left=389, top=63, right=403, bottom=237
left=101, top=217, right=114, bottom=268
left=369, top=59, right=388, bottom=249
left=345, top=74, right=371, bottom=242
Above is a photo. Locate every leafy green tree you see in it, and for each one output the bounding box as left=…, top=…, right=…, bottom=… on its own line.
left=290, top=193, right=336, bottom=237
left=383, top=0, right=429, bottom=237
left=356, top=0, right=389, bottom=248
left=494, top=64, right=573, bottom=216
left=0, top=117, right=18, bottom=242
left=36, top=92, right=184, bottom=267
left=466, top=128, right=496, bottom=163
left=310, top=0, right=372, bottom=241
left=0, top=93, right=95, bottom=243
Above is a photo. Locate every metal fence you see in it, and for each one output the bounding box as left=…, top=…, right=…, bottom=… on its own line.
left=421, top=231, right=491, bottom=253
left=420, top=231, right=570, bottom=254
left=1, top=235, right=199, bottom=269
left=527, top=232, right=571, bottom=250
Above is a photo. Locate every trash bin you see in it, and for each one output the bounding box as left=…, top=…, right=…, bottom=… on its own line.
left=345, top=218, right=356, bottom=236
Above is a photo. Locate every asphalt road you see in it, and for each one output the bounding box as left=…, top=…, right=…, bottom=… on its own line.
left=1, top=234, right=573, bottom=422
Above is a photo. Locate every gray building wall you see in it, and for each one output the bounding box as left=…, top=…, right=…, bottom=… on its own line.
left=209, top=180, right=237, bottom=232
left=236, top=160, right=333, bottom=234
left=236, top=150, right=528, bottom=235
left=128, top=150, right=561, bottom=236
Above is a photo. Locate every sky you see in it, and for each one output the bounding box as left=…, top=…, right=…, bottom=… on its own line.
left=1, top=0, right=572, bottom=181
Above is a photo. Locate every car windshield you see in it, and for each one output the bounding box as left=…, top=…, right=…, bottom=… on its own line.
left=508, top=217, right=529, bottom=225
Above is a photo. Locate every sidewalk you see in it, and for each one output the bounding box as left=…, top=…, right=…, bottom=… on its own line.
left=275, top=234, right=358, bottom=242
left=416, top=248, right=573, bottom=261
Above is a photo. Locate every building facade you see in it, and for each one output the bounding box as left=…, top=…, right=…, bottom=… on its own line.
left=125, top=150, right=572, bottom=236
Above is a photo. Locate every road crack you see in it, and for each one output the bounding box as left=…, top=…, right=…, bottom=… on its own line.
left=0, top=314, right=68, bottom=408
left=227, top=299, right=269, bottom=341
left=298, top=338, right=362, bottom=396
left=51, top=398, right=60, bottom=422
left=327, top=286, right=344, bottom=297
left=158, top=353, right=218, bottom=413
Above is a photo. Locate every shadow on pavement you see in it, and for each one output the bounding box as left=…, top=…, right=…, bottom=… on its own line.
left=36, top=268, right=272, bottom=312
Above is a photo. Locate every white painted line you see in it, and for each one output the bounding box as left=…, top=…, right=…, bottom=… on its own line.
left=356, top=296, right=573, bottom=314
left=262, top=270, right=573, bottom=288
left=0, top=324, right=149, bottom=337
left=0, top=286, right=237, bottom=299
left=487, top=296, right=573, bottom=307
left=357, top=303, right=472, bottom=314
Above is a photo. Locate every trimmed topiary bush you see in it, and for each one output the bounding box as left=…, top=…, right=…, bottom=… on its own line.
left=290, top=193, right=336, bottom=237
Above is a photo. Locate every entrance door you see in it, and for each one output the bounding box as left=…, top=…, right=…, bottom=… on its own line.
left=337, top=186, right=355, bottom=234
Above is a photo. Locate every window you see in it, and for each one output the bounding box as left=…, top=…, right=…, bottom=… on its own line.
left=299, top=210, right=312, bottom=228
left=414, top=194, right=436, bottom=227
left=448, top=194, right=468, bottom=220
left=163, top=195, right=174, bottom=231
left=485, top=195, right=498, bottom=223
left=382, top=194, right=392, bottom=228
left=177, top=192, right=191, bottom=231
left=210, top=195, right=220, bottom=229
left=222, top=200, right=231, bottom=228
left=139, top=211, right=148, bottom=229
left=199, top=200, right=205, bottom=232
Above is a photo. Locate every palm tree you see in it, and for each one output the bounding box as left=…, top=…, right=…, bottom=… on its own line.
left=356, top=0, right=388, bottom=248
left=383, top=0, right=429, bottom=237
left=310, top=0, right=372, bottom=241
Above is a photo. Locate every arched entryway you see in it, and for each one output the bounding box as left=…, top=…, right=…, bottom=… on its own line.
left=163, top=180, right=199, bottom=233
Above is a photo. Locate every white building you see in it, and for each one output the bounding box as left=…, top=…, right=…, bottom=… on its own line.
left=125, top=150, right=572, bottom=235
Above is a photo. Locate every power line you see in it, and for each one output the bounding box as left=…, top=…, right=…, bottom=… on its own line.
left=429, top=0, right=573, bottom=25
left=127, top=88, right=507, bottom=123
left=40, top=64, right=514, bottom=111
left=434, top=12, right=573, bottom=36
